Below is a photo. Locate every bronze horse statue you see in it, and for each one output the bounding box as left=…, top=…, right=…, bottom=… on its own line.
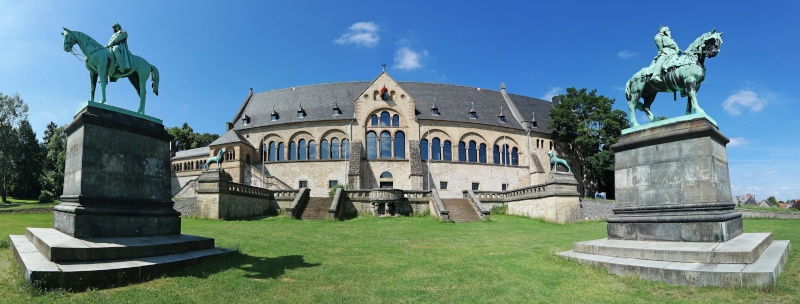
left=625, top=29, right=723, bottom=127
left=62, top=28, right=160, bottom=114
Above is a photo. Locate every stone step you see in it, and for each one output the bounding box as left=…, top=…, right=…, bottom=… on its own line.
left=441, top=199, right=480, bottom=222
left=25, top=228, right=215, bottom=263
left=572, top=233, right=773, bottom=264
left=10, top=234, right=235, bottom=290
left=557, top=239, right=789, bottom=287
left=301, top=197, right=331, bottom=220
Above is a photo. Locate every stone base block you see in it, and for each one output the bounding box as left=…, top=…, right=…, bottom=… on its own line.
left=607, top=217, right=742, bottom=242
left=557, top=233, right=789, bottom=287
left=10, top=228, right=233, bottom=290
left=54, top=210, right=181, bottom=238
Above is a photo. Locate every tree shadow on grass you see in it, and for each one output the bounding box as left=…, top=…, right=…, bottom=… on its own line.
left=177, top=251, right=321, bottom=281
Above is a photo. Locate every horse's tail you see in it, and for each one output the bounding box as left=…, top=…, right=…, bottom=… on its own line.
left=625, top=77, right=632, bottom=102
left=151, top=64, right=160, bottom=96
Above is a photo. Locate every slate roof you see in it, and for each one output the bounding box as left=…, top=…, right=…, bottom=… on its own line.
left=172, top=147, right=209, bottom=160
left=229, top=81, right=554, bottom=133
left=209, top=128, right=255, bottom=148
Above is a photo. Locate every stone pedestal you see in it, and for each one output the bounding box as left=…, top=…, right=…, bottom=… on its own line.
left=55, top=105, right=180, bottom=238
left=607, top=118, right=741, bottom=242
left=10, top=103, right=233, bottom=290
left=558, top=117, right=789, bottom=287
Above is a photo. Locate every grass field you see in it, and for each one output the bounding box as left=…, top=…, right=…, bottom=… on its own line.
left=0, top=198, right=58, bottom=212
left=1, top=213, right=799, bottom=303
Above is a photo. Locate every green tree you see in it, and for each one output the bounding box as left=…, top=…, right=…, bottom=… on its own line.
left=549, top=88, right=629, bottom=198
left=0, top=92, right=29, bottom=203
left=12, top=119, right=43, bottom=199
left=768, top=196, right=777, bottom=206
left=42, top=122, right=67, bottom=197
left=166, top=122, right=219, bottom=150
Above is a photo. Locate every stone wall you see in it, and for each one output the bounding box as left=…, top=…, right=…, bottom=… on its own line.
left=476, top=173, right=581, bottom=224
left=428, top=161, right=530, bottom=198
left=507, top=196, right=581, bottom=224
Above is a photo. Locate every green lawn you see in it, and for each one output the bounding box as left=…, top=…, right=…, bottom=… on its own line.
left=0, top=198, right=58, bottom=212
left=2, top=213, right=799, bottom=303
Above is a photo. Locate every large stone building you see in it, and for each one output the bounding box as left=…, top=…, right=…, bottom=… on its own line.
left=172, top=71, right=577, bottom=198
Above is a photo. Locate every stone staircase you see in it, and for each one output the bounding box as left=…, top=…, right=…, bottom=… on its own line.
left=300, top=197, right=331, bottom=220
left=441, top=199, right=481, bottom=223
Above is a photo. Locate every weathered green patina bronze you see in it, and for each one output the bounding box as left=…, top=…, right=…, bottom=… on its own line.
left=548, top=150, right=571, bottom=173
left=625, top=28, right=723, bottom=127
left=203, top=149, right=226, bottom=171
left=62, top=26, right=160, bottom=114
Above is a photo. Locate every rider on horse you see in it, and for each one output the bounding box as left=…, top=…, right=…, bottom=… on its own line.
left=106, top=23, right=133, bottom=82
left=651, top=26, right=681, bottom=83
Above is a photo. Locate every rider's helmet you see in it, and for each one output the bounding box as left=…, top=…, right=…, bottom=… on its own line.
left=112, top=23, right=122, bottom=31
left=659, top=26, right=670, bottom=36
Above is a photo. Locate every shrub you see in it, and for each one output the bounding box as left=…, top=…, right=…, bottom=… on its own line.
left=38, top=190, right=54, bottom=204
left=491, top=204, right=508, bottom=215
left=328, top=184, right=346, bottom=197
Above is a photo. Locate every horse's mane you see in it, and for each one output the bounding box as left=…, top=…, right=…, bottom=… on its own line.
left=68, top=30, right=102, bottom=49
left=684, top=30, right=721, bottom=55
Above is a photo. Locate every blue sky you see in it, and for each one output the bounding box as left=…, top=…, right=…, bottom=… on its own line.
left=1, top=0, right=798, bottom=200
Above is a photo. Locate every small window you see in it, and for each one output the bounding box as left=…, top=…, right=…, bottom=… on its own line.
left=431, top=107, right=440, bottom=116
left=471, top=182, right=480, bottom=191
left=379, top=171, right=393, bottom=179
left=440, top=181, right=448, bottom=190
left=380, top=181, right=394, bottom=188
left=498, top=115, right=506, bottom=123
left=242, top=114, right=250, bottom=125
left=297, top=110, right=306, bottom=118
left=271, top=113, right=279, bottom=121
left=332, top=107, right=341, bottom=116
left=298, top=180, right=308, bottom=188
left=469, top=111, right=477, bottom=119
left=502, top=183, right=508, bottom=191
left=329, top=180, right=338, bottom=188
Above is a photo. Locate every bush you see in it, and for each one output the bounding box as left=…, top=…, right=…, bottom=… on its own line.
left=328, top=184, right=346, bottom=197
left=491, top=204, right=508, bottom=215
left=38, top=190, right=54, bottom=204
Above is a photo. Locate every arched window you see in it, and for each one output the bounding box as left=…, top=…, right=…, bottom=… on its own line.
left=458, top=141, right=466, bottom=162
left=394, top=131, right=405, bottom=159
left=232, top=149, right=236, bottom=160
left=479, top=143, right=487, bottom=163
left=298, top=139, right=307, bottom=160
left=380, top=171, right=393, bottom=178
left=371, top=114, right=378, bottom=126
left=262, top=143, right=267, bottom=162
left=380, top=112, right=390, bottom=127
left=320, top=139, right=329, bottom=160
left=511, top=147, right=519, bottom=166
left=431, top=138, right=441, bottom=160
left=380, top=131, right=391, bottom=158
left=493, top=145, right=500, bottom=164
left=277, top=142, right=284, bottom=161
left=420, top=139, right=429, bottom=161
left=331, top=138, right=340, bottom=159
left=468, top=141, right=477, bottom=163
left=308, top=140, right=316, bottom=160
left=392, top=114, right=399, bottom=127
left=366, top=132, right=377, bottom=159
left=502, top=144, right=509, bottom=165
left=289, top=142, right=296, bottom=160
left=268, top=142, right=276, bottom=162
left=341, top=139, right=350, bottom=159
left=443, top=140, right=452, bottom=161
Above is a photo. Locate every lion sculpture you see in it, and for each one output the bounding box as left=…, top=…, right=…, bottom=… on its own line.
left=548, top=150, right=571, bottom=173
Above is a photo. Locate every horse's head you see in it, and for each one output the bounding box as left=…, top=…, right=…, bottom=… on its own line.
left=62, top=27, right=76, bottom=52
left=685, top=29, right=723, bottom=59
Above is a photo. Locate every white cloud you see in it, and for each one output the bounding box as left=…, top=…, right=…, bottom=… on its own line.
left=617, top=50, right=638, bottom=59
left=723, top=90, right=767, bottom=115
left=728, top=137, right=750, bottom=147
left=334, top=22, right=379, bottom=47
left=541, top=87, right=563, bottom=101
left=394, top=47, right=427, bottom=71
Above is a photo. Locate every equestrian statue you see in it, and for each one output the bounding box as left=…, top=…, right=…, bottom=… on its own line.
left=204, top=149, right=226, bottom=171
left=625, top=27, right=723, bottom=127
left=62, top=23, right=160, bottom=115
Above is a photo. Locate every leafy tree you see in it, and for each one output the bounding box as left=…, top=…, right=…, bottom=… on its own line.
left=12, top=119, right=43, bottom=199
left=42, top=122, right=67, bottom=197
left=768, top=196, right=777, bottom=206
left=0, top=92, right=29, bottom=203
left=166, top=122, right=219, bottom=150
left=549, top=88, right=629, bottom=198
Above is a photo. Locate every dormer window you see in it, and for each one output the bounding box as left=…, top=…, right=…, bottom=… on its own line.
left=242, top=114, right=250, bottom=125
left=297, top=103, right=306, bottom=118
left=270, top=108, right=279, bottom=121
left=332, top=102, right=341, bottom=116
left=431, top=104, right=439, bottom=116
left=469, top=102, right=477, bottom=119
left=498, top=115, right=506, bottom=123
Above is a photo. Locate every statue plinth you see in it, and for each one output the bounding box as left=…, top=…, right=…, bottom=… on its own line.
left=607, top=117, right=741, bottom=242
left=54, top=104, right=180, bottom=238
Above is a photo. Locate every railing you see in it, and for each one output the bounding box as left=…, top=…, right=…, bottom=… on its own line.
left=463, top=189, right=491, bottom=220
left=226, top=183, right=273, bottom=198
left=403, top=190, right=432, bottom=202
left=430, top=187, right=450, bottom=221
left=329, top=187, right=344, bottom=220
left=174, top=177, right=198, bottom=198
left=343, top=189, right=371, bottom=201
left=286, top=188, right=310, bottom=219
